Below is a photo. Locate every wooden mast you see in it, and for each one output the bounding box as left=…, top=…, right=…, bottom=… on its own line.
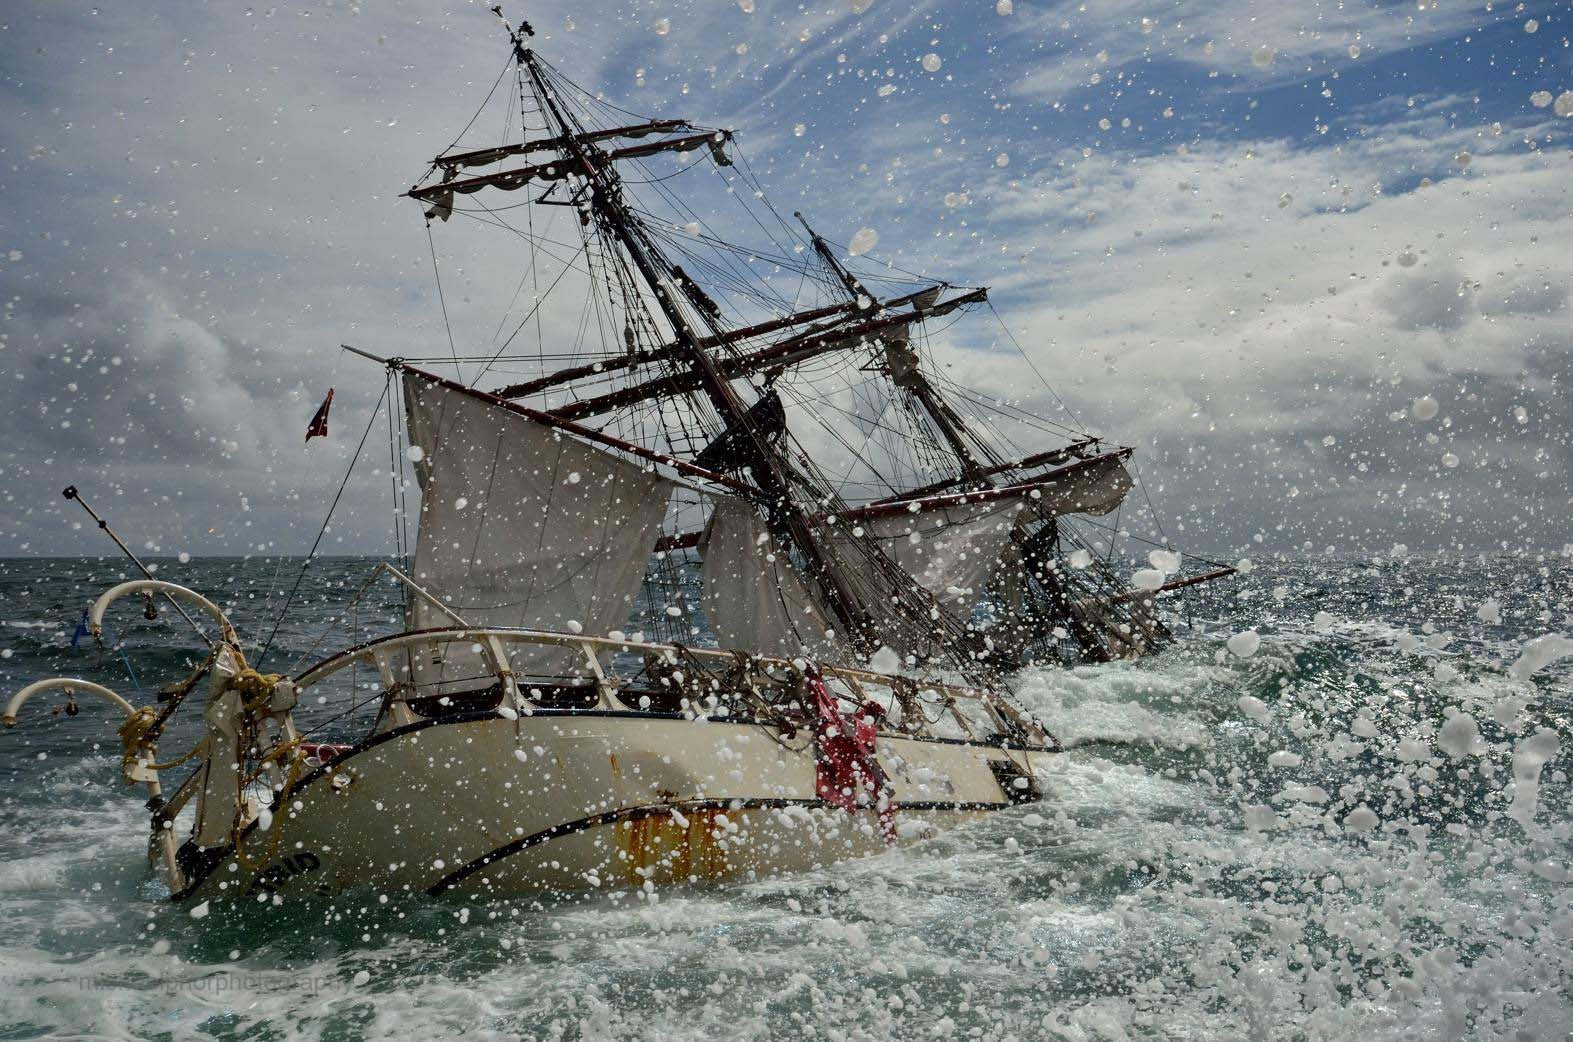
left=540, top=288, right=988, bottom=422
left=430, top=118, right=693, bottom=172
left=507, top=28, right=876, bottom=652
left=796, top=209, right=1191, bottom=663
left=797, top=212, right=988, bottom=476
left=408, top=131, right=733, bottom=204
left=490, top=284, right=950, bottom=401
left=871, top=438, right=1105, bottom=504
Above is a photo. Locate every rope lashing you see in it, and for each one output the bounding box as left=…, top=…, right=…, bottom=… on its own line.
left=116, top=706, right=160, bottom=778
left=229, top=667, right=284, bottom=711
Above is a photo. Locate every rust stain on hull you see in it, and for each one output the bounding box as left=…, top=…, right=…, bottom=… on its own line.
left=616, top=807, right=732, bottom=884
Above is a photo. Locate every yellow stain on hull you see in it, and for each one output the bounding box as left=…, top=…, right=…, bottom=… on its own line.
left=617, top=808, right=733, bottom=884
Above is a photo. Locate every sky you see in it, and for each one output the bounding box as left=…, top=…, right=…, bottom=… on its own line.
left=0, top=0, right=1568, bottom=559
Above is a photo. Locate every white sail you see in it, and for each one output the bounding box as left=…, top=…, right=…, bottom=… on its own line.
left=1036, top=455, right=1132, bottom=516
left=404, top=375, right=675, bottom=683
left=699, top=496, right=1020, bottom=666
left=699, top=496, right=844, bottom=662
left=853, top=498, right=1024, bottom=610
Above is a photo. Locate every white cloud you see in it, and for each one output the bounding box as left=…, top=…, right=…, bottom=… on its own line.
left=0, top=0, right=1564, bottom=557
left=867, top=109, right=1572, bottom=549
left=1000, top=0, right=1511, bottom=101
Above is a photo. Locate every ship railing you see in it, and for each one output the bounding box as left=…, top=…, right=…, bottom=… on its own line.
left=342, top=563, right=1027, bottom=741
left=291, top=625, right=1003, bottom=740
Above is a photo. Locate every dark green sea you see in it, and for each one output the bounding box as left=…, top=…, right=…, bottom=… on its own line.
left=0, top=553, right=1568, bottom=1040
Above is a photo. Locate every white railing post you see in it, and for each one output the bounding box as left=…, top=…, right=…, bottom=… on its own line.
left=579, top=641, right=626, bottom=710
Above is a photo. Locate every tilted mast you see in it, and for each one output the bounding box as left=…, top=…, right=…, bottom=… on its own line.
left=793, top=212, right=1216, bottom=662
left=396, top=14, right=1066, bottom=687
left=797, top=212, right=989, bottom=477
left=489, top=288, right=940, bottom=401
left=532, top=287, right=988, bottom=422
left=494, top=15, right=877, bottom=653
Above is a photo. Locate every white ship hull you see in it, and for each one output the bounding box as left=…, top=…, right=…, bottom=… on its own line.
left=6, top=586, right=1056, bottom=904
left=178, top=710, right=1048, bottom=902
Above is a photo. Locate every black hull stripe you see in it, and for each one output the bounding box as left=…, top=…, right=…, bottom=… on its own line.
left=172, top=709, right=1049, bottom=901
left=424, top=796, right=1005, bottom=896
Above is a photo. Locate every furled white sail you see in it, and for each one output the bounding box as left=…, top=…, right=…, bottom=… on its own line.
left=698, top=496, right=844, bottom=662
left=403, top=375, right=675, bottom=684
left=1034, top=455, right=1132, bottom=516
left=852, top=498, right=1025, bottom=610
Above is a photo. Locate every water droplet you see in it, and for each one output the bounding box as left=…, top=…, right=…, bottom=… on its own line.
left=995, top=0, right=1012, bottom=13
left=1555, top=92, right=1573, bottom=118
left=848, top=227, right=879, bottom=255
left=921, top=53, right=942, bottom=72
left=1411, top=395, right=1439, bottom=420
left=1227, top=630, right=1261, bottom=659
left=1524, top=18, right=1539, bottom=32
left=994, top=152, right=1010, bottom=167
left=653, top=17, right=670, bottom=36
left=1348, top=43, right=1361, bottom=58
left=1530, top=90, right=1553, bottom=108
left=1251, top=45, right=1276, bottom=68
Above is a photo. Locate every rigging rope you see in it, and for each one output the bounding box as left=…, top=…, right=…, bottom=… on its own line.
left=255, top=376, right=392, bottom=667
left=426, top=220, right=464, bottom=382
left=472, top=241, right=588, bottom=386
left=985, top=299, right=1086, bottom=432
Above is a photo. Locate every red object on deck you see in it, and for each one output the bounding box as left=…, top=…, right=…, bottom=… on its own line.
left=806, top=669, right=896, bottom=841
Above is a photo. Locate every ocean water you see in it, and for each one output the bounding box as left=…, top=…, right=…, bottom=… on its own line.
left=0, top=553, right=1569, bottom=1041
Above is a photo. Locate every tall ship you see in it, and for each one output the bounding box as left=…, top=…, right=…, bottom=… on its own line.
left=4, top=12, right=1231, bottom=903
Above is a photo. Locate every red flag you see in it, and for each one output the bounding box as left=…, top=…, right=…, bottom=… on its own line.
left=305, top=387, right=334, bottom=442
